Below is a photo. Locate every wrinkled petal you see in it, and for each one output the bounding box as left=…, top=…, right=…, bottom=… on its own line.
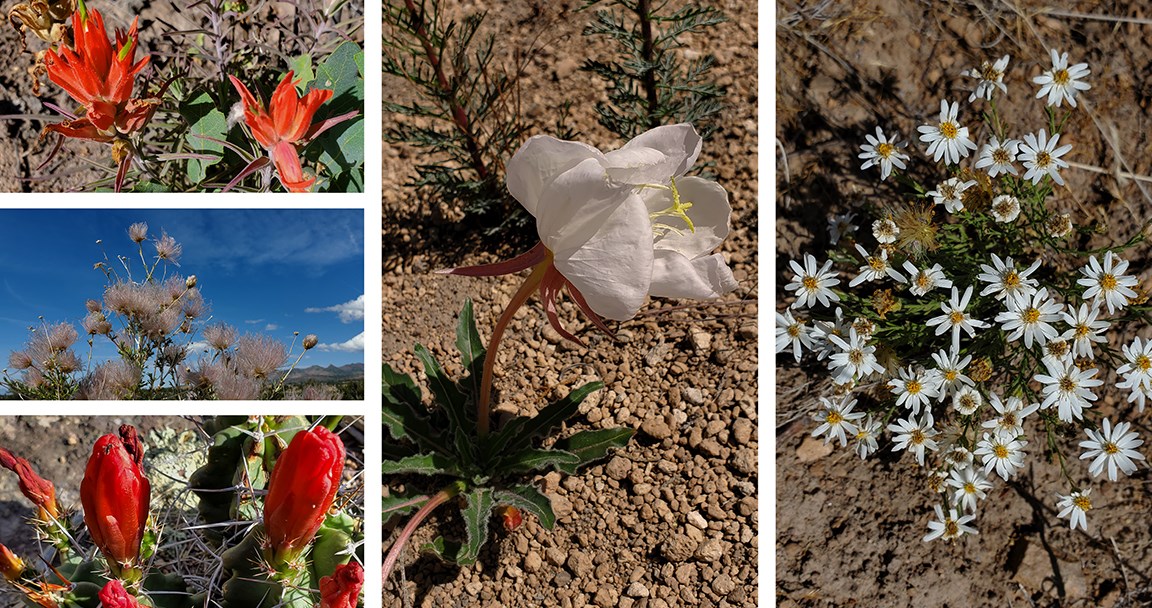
left=604, top=123, right=701, bottom=184
left=536, top=158, right=634, bottom=252
left=41, top=117, right=114, bottom=142
left=270, top=141, right=314, bottom=192
left=507, top=135, right=603, bottom=217
left=649, top=251, right=737, bottom=300
left=648, top=176, right=731, bottom=258
left=553, top=197, right=652, bottom=320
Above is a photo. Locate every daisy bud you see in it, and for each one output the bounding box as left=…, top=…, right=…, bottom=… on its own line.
left=303, top=334, right=318, bottom=350
left=0, top=544, right=25, bottom=581
left=263, top=426, right=345, bottom=567
left=319, top=562, right=364, bottom=608
left=0, top=447, right=60, bottom=520
left=98, top=579, right=145, bottom=608
left=80, top=425, right=150, bottom=577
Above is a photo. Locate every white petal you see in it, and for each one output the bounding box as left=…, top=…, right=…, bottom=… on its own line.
left=604, top=124, right=702, bottom=184
left=507, top=135, right=603, bottom=217
left=649, top=177, right=731, bottom=258
left=649, top=251, right=738, bottom=300
left=536, top=158, right=634, bottom=251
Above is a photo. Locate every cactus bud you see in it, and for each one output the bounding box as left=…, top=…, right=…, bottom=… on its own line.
left=98, top=579, right=145, bottom=607
left=0, top=447, right=60, bottom=521
left=80, top=425, right=150, bottom=577
left=0, top=544, right=24, bottom=581
left=303, top=334, right=318, bottom=350
left=263, top=426, right=345, bottom=567
left=319, top=562, right=363, bottom=608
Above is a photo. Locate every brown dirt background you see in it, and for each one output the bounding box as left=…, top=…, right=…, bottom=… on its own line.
left=383, top=0, right=759, bottom=606
left=777, top=1, right=1152, bottom=607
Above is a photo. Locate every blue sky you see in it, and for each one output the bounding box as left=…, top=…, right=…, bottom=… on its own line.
left=0, top=209, right=364, bottom=375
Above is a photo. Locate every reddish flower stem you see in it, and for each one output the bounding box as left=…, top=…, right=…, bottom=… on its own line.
left=382, top=481, right=464, bottom=581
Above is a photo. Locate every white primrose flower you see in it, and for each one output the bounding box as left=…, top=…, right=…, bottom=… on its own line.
left=974, top=136, right=1020, bottom=177
left=923, top=504, right=977, bottom=542
left=963, top=54, right=1010, bottom=102
left=930, top=348, right=973, bottom=397
left=450, top=124, right=737, bottom=340
left=981, top=393, right=1040, bottom=438
left=1080, top=418, right=1145, bottom=482
left=775, top=310, right=813, bottom=363
left=1056, top=489, right=1092, bottom=532
left=974, top=431, right=1028, bottom=481
left=927, top=177, right=977, bottom=213
left=786, top=253, right=841, bottom=309
left=1034, top=358, right=1102, bottom=422
left=989, top=194, right=1021, bottom=223
left=902, top=261, right=953, bottom=297
left=1060, top=302, right=1109, bottom=359
left=827, top=327, right=885, bottom=383
left=827, top=212, right=857, bottom=245
left=853, top=415, right=882, bottom=460
left=978, top=254, right=1041, bottom=303
left=858, top=126, right=910, bottom=181
left=918, top=100, right=978, bottom=165
left=1077, top=251, right=1139, bottom=314
left=888, top=413, right=939, bottom=466
left=872, top=218, right=899, bottom=244
left=926, top=285, right=989, bottom=352
left=1034, top=49, right=1091, bottom=108
left=995, top=287, right=1062, bottom=349
left=811, top=396, right=866, bottom=447
left=889, top=366, right=942, bottom=416
left=1018, top=129, right=1072, bottom=186
left=947, top=466, right=992, bottom=513
left=953, top=385, right=983, bottom=416
left=848, top=244, right=905, bottom=287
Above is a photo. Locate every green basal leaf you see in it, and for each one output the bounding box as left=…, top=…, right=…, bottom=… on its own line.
left=455, top=299, right=485, bottom=369
left=457, top=487, right=494, bottom=565
left=497, top=447, right=581, bottom=475
left=414, top=344, right=477, bottom=463
left=382, top=487, right=429, bottom=520
left=382, top=452, right=457, bottom=476
left=553, top=427, right=635, bottom=474
left=382, top=365, right=444, bottom=452
left=494, top=485, right=556, bottom=529
left=485, top=381, right=603, bottom=460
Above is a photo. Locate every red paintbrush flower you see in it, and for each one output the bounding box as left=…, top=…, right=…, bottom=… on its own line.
left=0, top=447, right=60, bottom=521
left=262, top=426, right=345, bottom=566
left=318, top=561, right=363, bottom=608
left=80, top=425, right=150, bottom=577
left=228, top=71, right=333, bottom=192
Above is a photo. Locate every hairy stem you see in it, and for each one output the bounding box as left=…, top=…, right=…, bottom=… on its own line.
left=382, top=481, right=464, bottom=580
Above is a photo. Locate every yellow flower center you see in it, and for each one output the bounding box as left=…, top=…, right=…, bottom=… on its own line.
left=906, top=379, right=922, bottom=394
left=981, top=63, right=1002, bottom=81
left=1003, top=271, right=1020, bottom=288
left=802, top=276, right=819, bottom=291
left=949, top=311, right=966, bottom=324
left=787, top=323, right=802, bottom=338
left=1053, top=68, right=1071, bottom=85
left=940, top=122, right=959, bottom=139
left=1072, top=495, right=1091, bottom=511
left=1035, top=151, right=1052, bottom=168
left=1138, top=355, right=1152, bottom=371
left=944, top=370, right=958, bottom=382
left=916, top=274, right=931, bottom=289
left=868, top=257, right=886, bottom=271
left=944, top=520, right=959, bottom=537
left=1022, top=308, right=1041, bottom=324
left=993, top=444, right=1008, bottom=458
left=1074, top=325, right=1090, bottom=339
left=826, top=411, right=843, bottom=425
left=877, top=142, right=894, bottom=158
left=848, top=349, right=864, bottom=365
left=992, top=148, right=1010, bottom=164
left=1100, top=274, right=1118, bottom=291
left=910, top=429, right=925, bottom=445
left=1104, top=441, right=1120, bottom=455
left=648, top=177, right=696, bottom=238
left=1059, top=377, right=1076, bottom=392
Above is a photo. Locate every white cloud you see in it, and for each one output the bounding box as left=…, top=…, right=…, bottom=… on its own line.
left=306, top=294, right=364, bottom=324
left=265, top=323, right=279, bottom=331
left=317, top=332, right=364, bottom=352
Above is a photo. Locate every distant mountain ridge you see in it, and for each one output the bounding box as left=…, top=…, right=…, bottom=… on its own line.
left=284, top=363, right=364, bottom=383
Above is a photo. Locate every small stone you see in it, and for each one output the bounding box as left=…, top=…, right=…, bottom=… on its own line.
left=633, top=482, right=653, bottom=495
left=524, top=551, right=543, bottom=573
left=551, top=494, right=573, bottom=521
left=661, top=534, right=698, bottom=563
left=546, top=547, right=567, bottom=566
left=682, top=387, right=705, bottom=406
left=711, top=574, right=736, bottom=596
left=594, top=587, right=619, bottom=607
left=675, top=563, right=698, bottom=585
left=796, top=436, right=833, bottom=462
left=737, top=324, right=757, bottom=340
left=606, top=456, right=632, bottom=480
left=567, top=550, right=594, bottom=578
left=731, top=418, right=753, bottom=445
left=698, top=438, right=724, bottom=458
left=695, top=538, right=724, bottom=563
left=626, top=582, right=650, bottom=598
left=737, top=496, right=757, bottom=517
left=732, top=449, right=756, bottom=475
left=689, top=330, right=712, bottom=353
left=686, top=511, right=708, bottom=530
left=465, top=581, right=484, bottom=595
left=641, top=417, right=674, bottom=440
left=542, top=325, right=563, bottom=344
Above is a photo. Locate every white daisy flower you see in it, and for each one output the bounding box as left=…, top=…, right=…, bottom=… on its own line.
left=775, top=310, right=813, bottom=363
left=889, top=366, right=942, bottom=416
left=1056, top=489, right=1091, bottom=531
left=1117, top=372, right=1152, bottom=412
left=811, top=396, right=866, bottom=447
left=786, top=254, right=841, bottom=309
left=827, top=212, right=857, bottom=245
left=1060, top=302, right=1109, bottom=359
left=848, top=244, right=905, bottom=287
left=923, top=504, right=978, bottom=543
left=1041, top=338, right=1074, bottom=368
left=926, top=285, right=990, bottom=352
left=1077, top=251, right=1139, bottom=314
left=963, top=54, right=1010, bottom=102
left=1117, top=336, right=1152, bottom=411
left=858, top=126, right=910, bottom=181
left=974, top=431, right=1028, bottom=481
left=853, top=415, right=882, bottom=460
left=1018, top=129, right=1072, bottom=186
left=953, top=385, right=983, bottom=416
left=981, top=393, right=1040, bottom=438
left=918, top=99, right=978, bottom=165
left=930, top=348, right=973, bottom=397
left=927, top=177, right=977, bottom=213
left=902, top=261, right=953, bottom=297
left=809, top=307, right=849, bottom=361
left=1079, top=418, right=1145, bottom=481
left=1034, top=358, right=1102, bottom=422
left=995, top=287, right=1062, bottom=349
left=974, top=136, right=1020, bottom=177
left=989, top=194, right=1021, bottom=223
left=1033, top=49, right=1091, bottom=108
left=977, top=254, right=1041, bottom=304
left=947, top=466, right=992, bottom=513
left=827, top=327, right=885, bottom=383
left=942, top=445, right=974, bottom=469
left=1046, top=213, right=1073, bottom=238
left=888, top=413, right=939, bottom=466
left=872, top=218, right=900, bottom=244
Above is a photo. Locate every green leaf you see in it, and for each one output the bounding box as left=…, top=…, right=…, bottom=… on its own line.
left=382, top=364, right=445, bottom=453
left=382, top=452, right=456, bottom=476
left=457, top=487, right=494, bottom=565
left=455, top=299, right=485, bottom=369
left=179, top=91, right=227, bottom=185
left=382, top=487, right=428, bottom=520
left=287, top=54, right=315, bottom=89
left=312, top=41, right=364, bottom=177
left=494, top=485, right=556, bottom=529
left=554, top=427, right=635, bottom=474
left=414, top=344, right=476, bottom=463
left=486, top=381, right=602, bottom=460
left=498, top=448, right=581, bottom=475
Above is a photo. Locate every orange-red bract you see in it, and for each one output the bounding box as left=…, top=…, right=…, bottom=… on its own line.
left=262, top=426, right=345, bottom=565
left=319, top=561, right=363, bottom=608
left=79, top=425, right=150, bottom=573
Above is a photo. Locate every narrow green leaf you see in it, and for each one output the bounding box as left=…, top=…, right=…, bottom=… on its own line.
left=457, top=487, right=494, bottom=565
left=498, top=448, right=581, bottom=475
left=554, top=427, right=635, bottom=474
left=455, top=299, right=485, bottom=369
left=414, top=344, right=476, bottom=462
left=381, top=452, right=456, bottom=476
left=486, top=381, right=603, bottom=459
left=382, top=364, right=445, bottom=452
left=494, top=485, right=556, bottom=529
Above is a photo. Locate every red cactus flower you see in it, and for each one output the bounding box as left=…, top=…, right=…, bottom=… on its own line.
left=80, top=425, right=149, bottom=575
left=0, top=447, right=60, bottom=521
left=0, top=543, right=24, bottom=581
left=42, top=8, right=155, bottom=141
left=228, top=72, right=333, bottom=193
left=98, top=579, right=144, bottom=608
left=318, top=561, right=363, bottom=608
left=262, top=426, right=345, bottom=566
